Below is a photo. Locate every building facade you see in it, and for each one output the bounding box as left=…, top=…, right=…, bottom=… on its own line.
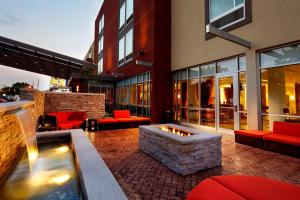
left=93, top=0, right=171, bottom=122
left=171, top=0, right=300, bottom=132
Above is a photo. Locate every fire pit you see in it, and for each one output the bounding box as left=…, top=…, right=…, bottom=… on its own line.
left=139, top=124, right=222, bottom=175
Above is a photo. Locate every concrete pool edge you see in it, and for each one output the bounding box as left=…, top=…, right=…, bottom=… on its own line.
left=37, top=130, right=128, bottom=200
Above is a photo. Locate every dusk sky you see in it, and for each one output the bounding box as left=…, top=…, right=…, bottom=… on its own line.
left=0, top=0, right=103, bottom=90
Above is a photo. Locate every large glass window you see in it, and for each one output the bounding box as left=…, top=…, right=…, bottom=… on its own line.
left=125, top=29, right=133, bottom=57
left=115, top=72, right=151, bottom=117
left=188, top=79, right=199, bottom=108
left=217, top=58, right=238, bottom=73
left=118, top=37, right=125, bottom=62
left=260, top=43, right=300, bottom=68
left=126, top=0, right=133, bottom=21
left=200, top=76, right=215, bottom=127
left=201, top=63, right=215, bottom=76
left=261, top=65, right=300, bottom=130
left=260, top=44, right=300, bottom=130
left=97, top=57, right=103, bottom=74
left=239, top=72, right=247, bottom=130
left=119, top=3, right=126, bottom=29
left=173, top=56, right=246, bottom=129
left=210, top=0, right=245, bottom=21
left=98, top=36, right=104, bottom=54
left=99, top=15, right=104, bottom=34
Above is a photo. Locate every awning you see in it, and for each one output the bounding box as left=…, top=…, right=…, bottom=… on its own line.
left=0, top=36, right=97, bottom=79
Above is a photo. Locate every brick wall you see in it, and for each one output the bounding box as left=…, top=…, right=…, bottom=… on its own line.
left=44, top=92, right=105, bottom=119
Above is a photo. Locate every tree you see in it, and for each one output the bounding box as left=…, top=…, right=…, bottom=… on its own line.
left=0, top=82, right=30, bottom=96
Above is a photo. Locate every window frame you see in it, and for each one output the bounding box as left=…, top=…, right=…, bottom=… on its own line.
left=118, top=0, right=134, bottom=66
left=205, top=0, right=252, bottom=40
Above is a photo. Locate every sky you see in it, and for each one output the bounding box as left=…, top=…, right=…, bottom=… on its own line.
left=0, top=0, right=103, bottom=90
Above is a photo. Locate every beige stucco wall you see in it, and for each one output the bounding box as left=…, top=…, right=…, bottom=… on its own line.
left=171, top=0, right=300, bottom=70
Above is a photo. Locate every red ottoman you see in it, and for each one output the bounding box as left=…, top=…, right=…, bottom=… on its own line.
left=234, top=130, right=271, bottom=148
left=186, top=175, right=300, bottom=200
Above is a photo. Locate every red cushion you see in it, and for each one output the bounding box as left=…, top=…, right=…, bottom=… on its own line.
left=234, top=130, right=272, bottom=138
left=115, top=118, right=137, bottom=123
left=59, top=121, right=83, bottom=129
left=211, top=175, right=300, bottom=200
left=273, top=121, right=300, bottom=137
left=186, top=178, right=245, bottom=200
left=98, top=118, right=118, bottom=124
left=114, top=110, right=130, bottom=118
left=131, top=117, right=150, bottom=122
left=263, top=134, right=300, bottom=146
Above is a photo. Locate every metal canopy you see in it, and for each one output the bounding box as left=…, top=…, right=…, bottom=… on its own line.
left=0, top=36, right=97, bottom=79
left=206, top=25, right=251, bottom=49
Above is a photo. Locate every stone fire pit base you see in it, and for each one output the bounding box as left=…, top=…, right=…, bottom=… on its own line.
left=139, top=124, right=222, bottom=175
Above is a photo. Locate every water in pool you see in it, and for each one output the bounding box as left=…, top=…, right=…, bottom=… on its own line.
left=0, top=142, right=82, bottom=200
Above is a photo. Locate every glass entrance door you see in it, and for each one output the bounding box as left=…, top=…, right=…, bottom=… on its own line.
left=217, top=73, right=239, bottom=131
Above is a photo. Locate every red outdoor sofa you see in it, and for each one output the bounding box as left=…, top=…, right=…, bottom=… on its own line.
left=234, top=121, right=300, bottom=157
left=47, top=111, right=87, bottom=130
left=98, top=110, right=150, bottom=130
left=186, top=175, right=300, bottom=200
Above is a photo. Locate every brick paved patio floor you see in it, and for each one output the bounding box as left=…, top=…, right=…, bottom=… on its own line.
left=87, top=128, right=300, bottom=200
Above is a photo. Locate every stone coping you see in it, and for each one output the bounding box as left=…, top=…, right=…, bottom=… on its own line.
left=0, top=101, right=35, bottom=113
left=139, top=124, right=222, bottom=144
left=44, top=92, right=105, bottom=96
left=37, top=130, right=128, bottom=200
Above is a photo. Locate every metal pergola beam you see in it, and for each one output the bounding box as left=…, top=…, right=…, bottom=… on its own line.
left=0, top=35, right=97, bottom=79
left=206, top=24, right=251, bottom=49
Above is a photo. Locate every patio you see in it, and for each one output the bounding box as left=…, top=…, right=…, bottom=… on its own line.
left=88, top=128, right=300, bottom=200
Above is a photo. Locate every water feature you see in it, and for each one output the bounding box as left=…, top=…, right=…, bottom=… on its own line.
left=0, top=109, right=82, bottom=199
left=13, top=109, right=38, bottom=172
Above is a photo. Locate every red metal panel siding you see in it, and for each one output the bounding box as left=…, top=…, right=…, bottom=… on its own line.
left=94, top=0, right=171, bottom=122
left=151, top=0, right=172, bottom=122
left=94, top=0, right=155, bottom=77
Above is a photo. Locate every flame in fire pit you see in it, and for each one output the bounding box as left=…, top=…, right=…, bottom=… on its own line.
left=160, top=126, right=193, bottom=136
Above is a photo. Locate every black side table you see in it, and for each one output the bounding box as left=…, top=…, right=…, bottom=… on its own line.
left=88, top=118, right=98, bottom=131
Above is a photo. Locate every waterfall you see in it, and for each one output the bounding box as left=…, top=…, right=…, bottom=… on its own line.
left=13, top=109, right=38, bottom=172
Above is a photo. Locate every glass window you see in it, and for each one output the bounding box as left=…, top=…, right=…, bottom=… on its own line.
left=200, top=76, right=215, bottom=127
left=131, top=76, right=137, bottom=84
left=137, top=74, right=143, bottom=83
left=188, top=79, right=199, bottom=108
left=98, top=36, right=103, bottom=53
left=130, top=84, right=137, bottom=105
left=210, top=0, right=245, bottom=21
left=98, top=57, right=103, bottom=74
left=119, top=3, right=126, bottom=28
left=260, top=44, right=300, bottom=68
left=181, top=70, right=188, bottom=80
left=201, top=63, right=215, bottom=76
left=261, top=64, right=300, bottom=130
left=118, top=37, right=125, bottom=61
left=217, top=58, right=238, bottom=73
left=189, top=109, right=199, bottom=124
left=137, top=83, right=143, bottom=105
left=239, top=72, right=247, bottom=130
left=239, top=56, right=246, bottom=71
left=126, top=0, right=133, bottom=21
left=125, top=29, right=133, bottom=57
left=181, top=80, right=188, bottom=108
left=189, top=66, right=199, bottom=79
left=99, top=15, right=104, bottom=33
